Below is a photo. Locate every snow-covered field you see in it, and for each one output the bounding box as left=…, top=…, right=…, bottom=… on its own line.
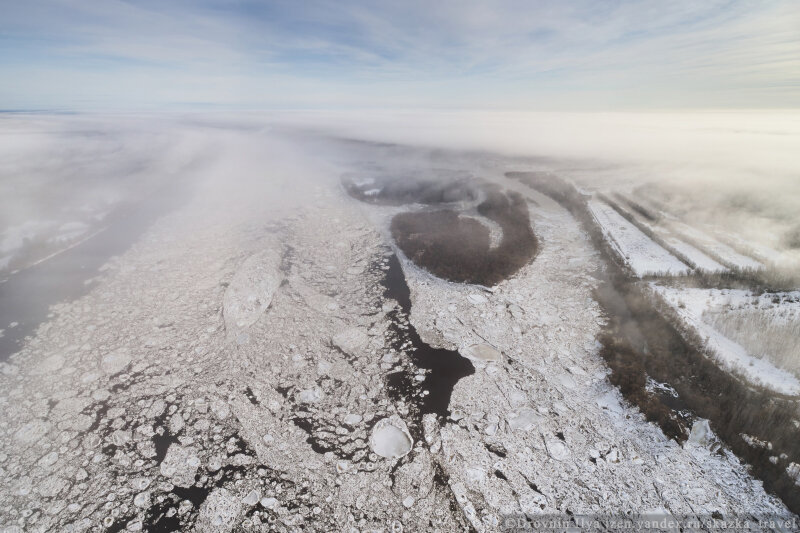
left=669, top=222, right=763, bottom=271
left=703, top=291, right=800, bottom=377
left=651, top=285, right=800, bottom=396
left=663, top=236, right=728, bottom=273
left=587, top=199, right=690, bottom=276
left=604, top=196, right=729, bottom=274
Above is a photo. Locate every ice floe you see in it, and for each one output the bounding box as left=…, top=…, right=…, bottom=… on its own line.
left=223, top=247, right=282, bottom=337
left=369, top=416, right=413, bottom=459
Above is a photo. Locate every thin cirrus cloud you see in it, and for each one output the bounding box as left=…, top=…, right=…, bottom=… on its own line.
left=0, top=0, right=798, bottom=109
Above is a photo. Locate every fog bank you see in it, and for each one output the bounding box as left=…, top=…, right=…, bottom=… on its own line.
left=271, top=109, right=800, bottom=259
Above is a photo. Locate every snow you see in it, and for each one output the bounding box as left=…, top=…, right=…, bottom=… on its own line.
left=369, top=416, right=413, bottom=459
left=605, top=198, right=727, bottom=273
left=723, top=232, right=796, bottom=268
left=222, top=247, right=282, bottom=337
left=663, top=237, right=728, bottom=273
left=100, top=348, right=131, bottom=374
left=670, top=222, right=763, bottom=271
left=242, top=489, right=260, bottom=506
left=787, top=463, right=800, bottom=486
left=159, top=444, right=201, bottom=487
left=467, top=293, right=488, bottom=305
left=332, top=327, right=370, bottom=355
left=651, top=285, right=800, bottom=396
left=686, top=419, right=714, bottom=448
left=198, top=488, right=242, bottom=531
left=297, top=387, right=324, bottom=404
left=588, top=199, right=689, bottom=276
left=696, top=289, right=800, bottom=324
left=543, top=435, right=571, bottom=461
left=343, top=413, right=362, bottom=425
left=460, top=343, right=502, bottom=362
left=133, top=491, right=150, bottom=508
left=259, top=497, right=278, bottom=509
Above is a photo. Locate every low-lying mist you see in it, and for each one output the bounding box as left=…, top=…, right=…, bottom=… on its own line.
left=272, top=109, right=800, bottom=265
left=3, top=110, right=799, bottom=276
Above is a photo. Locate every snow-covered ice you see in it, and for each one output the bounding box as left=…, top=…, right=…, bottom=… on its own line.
left=222, top=247, right=282, bottom=338
left=369, top=416, right=413, bottom=459
left=664, top=236, right=728, bottom=273
left=0, top=133, right=794, bottom=531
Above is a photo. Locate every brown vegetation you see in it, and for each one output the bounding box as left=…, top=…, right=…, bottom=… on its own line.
left=341, top=171, right=478, bottom=206
left=509, top=168, right=800, bottom=515
left=390, top=210, right=491, bottom=283
left=391, top=190, right=538, bottom=286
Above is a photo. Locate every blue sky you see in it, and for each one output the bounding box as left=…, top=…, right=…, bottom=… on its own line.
left=1, top=0, right=798, bottom=110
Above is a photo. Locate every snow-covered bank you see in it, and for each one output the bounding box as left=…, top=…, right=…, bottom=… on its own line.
left=587, top=199, right=689, bottom=276
left=651, top=286, right=800, bottom=396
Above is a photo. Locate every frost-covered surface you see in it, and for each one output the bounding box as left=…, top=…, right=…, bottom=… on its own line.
left=587, top=199, right=689, bottom=276
left=663, top=236, right=728, bottom=273
left=651, top=286, right=800, bottom=396
left=606, top=197, right=728, bottom=274
left=369, top=417, right=413, bottom=459
left=0, top=138, right=794, bottom=531
left=724, top=235, right=800, bottom=272
left=702, top=291, right=800, bottom=378
left=222, top=246, right=282, bottom=340
left=670, top=222, right=763, bottom=271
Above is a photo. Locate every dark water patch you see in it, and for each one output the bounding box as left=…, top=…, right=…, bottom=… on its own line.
left=431, top=461, right=472, bottom=531
left=392, top=210, right=490, bottom=280
left=485, top=442, right=507, bottom=458
left=511, top=169, right=800, bottom=515
left=378, top=253, right=474, bottom=439
left=289, top=413, right=371, bottom=461
left=0, top=179, right=191, bottom=361
left=110, top=370, right=147, bottom=393
left=290, top=415, right=333, bottom=455
left=153, top=407, right=180, bottom=463
left=342, top=166, right=538, bottom=286
left=391, top=189, right=538, bottom=286
left=80, top=399, right=112, bottom=434
left=101, top=443, right=117, bottom=456
left=275, top=385, right=293, bottom=398
left=142, top=432, right=292, bottom=532
left=244, top=386, right=259, bottom=405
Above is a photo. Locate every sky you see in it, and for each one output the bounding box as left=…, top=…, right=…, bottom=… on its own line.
left=0, top=0, right=798, bottom=110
